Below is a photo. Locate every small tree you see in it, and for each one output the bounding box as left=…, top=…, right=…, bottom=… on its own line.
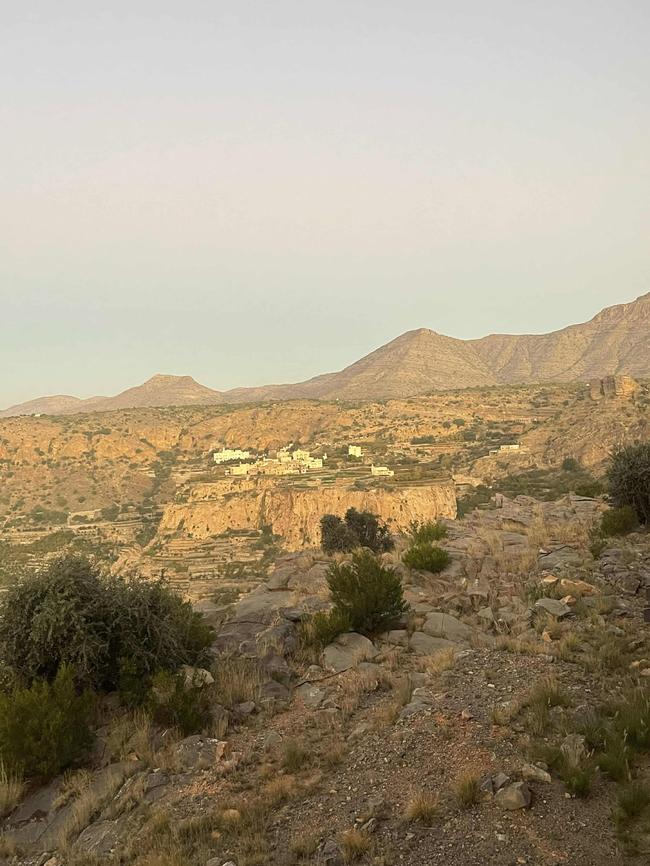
left=320, top=514, right=359, bottom=554
left=326, top=550, right=407, bottom=635
left=320, top=509, right=393, bottom=554
left=0, top=665, right=94, bottom=781
left=608, top=444, right=650, bottom=524
left=344, top=508, right=394, bottom=553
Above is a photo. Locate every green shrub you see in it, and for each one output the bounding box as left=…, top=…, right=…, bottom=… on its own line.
left=320, top=514, right=359, bottom=554
left=320, top=508, right=393, bottom=554
left=0, top=555, right=213, bottom=693
left=0, top=665, right=94, bottom=780
left=147, top=671, right=212, bottom=736
left=326, top=550, right=407, bottom=635
left=573, top=480, right=605, bottom=498
left=409, top=520, right=447, bottom=544
left=402, top=543, right=450, bottom=573
left=608, top=443, right=650, bottom=524
left=615, top=782, right=650, bottom=827
left=299, top=608, right=352, bottom=649
left=562, top=457, right=580, bottom=472
left=600, top=505, right=639, bottom=537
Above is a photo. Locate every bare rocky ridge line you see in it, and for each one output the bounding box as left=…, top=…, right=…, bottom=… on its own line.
left=3, top=291, right=650, bottom=417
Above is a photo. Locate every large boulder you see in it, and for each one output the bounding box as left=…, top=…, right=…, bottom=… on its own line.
left=322, top=633, right=377, bottom=672
left=409, top=632, right=458, bottom=655
left=422, top=612, right=473, bottom=642
left=534, top=598, right=571, bottom=618
left=495, top=781, right=532, bottom=810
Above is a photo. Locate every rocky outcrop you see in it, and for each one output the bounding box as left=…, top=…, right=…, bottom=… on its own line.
left=589, top=375, right=640, bottom=400
left=158, top=478, right=457, bottom=550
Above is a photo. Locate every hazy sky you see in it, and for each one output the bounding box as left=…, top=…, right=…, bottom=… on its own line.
left=2, top=1, right=649, bottom=406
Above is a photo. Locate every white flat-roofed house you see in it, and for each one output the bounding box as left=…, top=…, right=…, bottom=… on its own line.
left=213, top=448, right=251, bottom=464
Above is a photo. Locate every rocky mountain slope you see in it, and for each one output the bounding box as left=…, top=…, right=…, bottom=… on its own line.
left=5, top=495, right=650, bottom=866
left=3, top=293, right=649, bottom=416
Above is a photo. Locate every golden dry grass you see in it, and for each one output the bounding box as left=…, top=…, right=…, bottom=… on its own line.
left=340, top=828, right=371, bottom=862
left=0, top=764, right=25, bottom=819
left=454, top=772, right=482, bottom=808
left=212, top=656, right=265, bottom=708
left=403, top=790, right=440, bottom=824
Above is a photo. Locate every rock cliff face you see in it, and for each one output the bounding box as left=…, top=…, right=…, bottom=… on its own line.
left=158, top=479, right=457, bottom=550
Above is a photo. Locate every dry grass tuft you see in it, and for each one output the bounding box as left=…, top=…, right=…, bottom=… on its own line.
left=55, top=764, right=131, bottom=850
left=281, top=739, right=309, bottom=773
left=378, top=674, right=413, bottom=726
left=290, top=832, right=320, bottom=860
left=320, top=738, right=347, bottom=770
left=340, top=828, right=371, bottom=862
left=212, top=656, right=264, bottom=708
left=262, top=775, right=297, bottom=806
left=0, top=764, right=25, bottom=818
left=454, top=772, right=482, bottom=808
left=403, top=790, right=440, bottom=824
left=418, top=649, right=455, bottom=676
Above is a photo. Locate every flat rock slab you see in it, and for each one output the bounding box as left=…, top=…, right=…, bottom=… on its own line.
left=322, top=633, right=377, bottom=672
left=535, top=597, right=572, bottom=618
left=409, top=632, right=458, bottom=655
left=233, top=589, right=295, bottom=620
left=74, top=819, right=126, bottom=856
left=175, top=736, right=228, bottom=771
left=295, top=683, right=327, bottom=708
left=422, top=612, right=473, bottom=642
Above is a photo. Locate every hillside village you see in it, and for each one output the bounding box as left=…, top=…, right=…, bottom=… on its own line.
left=0, top=372, right=648, bottom=866
left=0, top=378, right=647, bottom=599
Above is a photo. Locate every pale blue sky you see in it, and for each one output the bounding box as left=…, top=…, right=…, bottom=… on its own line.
left=1, top=1, right=649, bottom=406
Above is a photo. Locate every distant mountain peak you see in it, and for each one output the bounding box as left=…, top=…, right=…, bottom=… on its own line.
left=2, top=292, right=649, bottom=417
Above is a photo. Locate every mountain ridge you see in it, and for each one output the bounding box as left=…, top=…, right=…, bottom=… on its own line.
left=3, top=292, right=649, bottom=417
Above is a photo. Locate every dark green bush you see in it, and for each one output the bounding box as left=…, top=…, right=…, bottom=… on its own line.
left=0, top=665, right=94, bottom=780
left=147, top=671, right=212, bottom=735
left=608, top=444, right=650, bottom=524
left=409, top=520, right=447, bottom=544
left=326, top=550, right=407, bottom=635
left=320, top=514, right=359, bottom=554
left=562, top=457, right=581, bottom=472
left=402, top=543, right=450, bottom=573
left=0, top=555, right=213, bottom=692
left=320, top=508, right=394, bottom=554
left=601, top=505, right=639, bottom=537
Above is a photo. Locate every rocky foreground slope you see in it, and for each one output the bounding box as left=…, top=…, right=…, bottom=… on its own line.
left=4, top=494, right=650, bottom=866
left=4, top=292, right=650, bottom=415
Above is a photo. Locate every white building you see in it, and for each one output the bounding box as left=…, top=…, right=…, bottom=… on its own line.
left=370, top=464, right=394, bottom=477
left=213, top=448, right=251, bottom=464
left=348, top=445, right=363, bottom=458
left=225, top=463, right=252, bottom=476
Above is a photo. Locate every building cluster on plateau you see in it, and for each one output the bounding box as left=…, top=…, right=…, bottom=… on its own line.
left=215, top=446, right=324, bottom=477
left=213, top=448, right=251, bottom=464
left=212, top=442, right=399, bottom=479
